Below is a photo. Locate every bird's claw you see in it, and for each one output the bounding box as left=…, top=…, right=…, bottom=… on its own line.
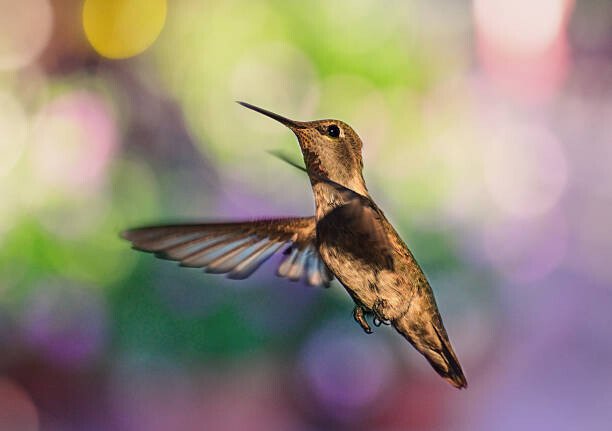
left=372, top=299, right=391, bottom=326
left=353, top=306, right=372, bottom=334
left=373, top=317, right=391, bottom=327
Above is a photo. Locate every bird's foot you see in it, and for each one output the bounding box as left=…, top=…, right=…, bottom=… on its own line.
left=353, top=306, right=372, bottom=334
left=372, top=299, right=391, bottom=323
left=372, top=299, right=391, bottom=326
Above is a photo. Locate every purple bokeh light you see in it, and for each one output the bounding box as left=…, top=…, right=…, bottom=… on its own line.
left=297, top=319, right=395, bottom=421
left=20, top=280, right=108, bottom=367
left=482, top=210, right=568, bottom=283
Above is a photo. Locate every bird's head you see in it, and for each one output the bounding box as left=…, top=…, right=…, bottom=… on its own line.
left=239, top=102, right=367, bottom=195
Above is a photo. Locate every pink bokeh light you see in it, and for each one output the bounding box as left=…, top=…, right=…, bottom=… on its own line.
left=474, top=0, right=574, bottom=104
left=30, top=91, right=118, bottom=195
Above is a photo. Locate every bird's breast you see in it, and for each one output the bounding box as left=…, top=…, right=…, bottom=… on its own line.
left=317, top=233, right=417, bottom=321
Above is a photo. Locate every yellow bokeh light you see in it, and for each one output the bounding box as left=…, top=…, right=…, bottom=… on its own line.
left=83, top=0, right=166, bottom=59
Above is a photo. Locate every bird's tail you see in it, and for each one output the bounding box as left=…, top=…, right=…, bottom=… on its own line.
left=393, top=310, right=467, bottom=389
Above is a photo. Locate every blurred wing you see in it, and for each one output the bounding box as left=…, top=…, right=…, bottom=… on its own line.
left=316, top=178, right=394, bottom=270
left=122, top=217, right=333, bottom=287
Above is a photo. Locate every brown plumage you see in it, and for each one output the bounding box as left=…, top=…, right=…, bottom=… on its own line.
left=122, top=102, right=467, bottom=389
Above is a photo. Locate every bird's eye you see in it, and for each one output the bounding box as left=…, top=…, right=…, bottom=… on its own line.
left=327, top=124, right=340, bottom=138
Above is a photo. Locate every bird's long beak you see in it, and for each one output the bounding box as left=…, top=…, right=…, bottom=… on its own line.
left=237, top=101, right=305, bottom=130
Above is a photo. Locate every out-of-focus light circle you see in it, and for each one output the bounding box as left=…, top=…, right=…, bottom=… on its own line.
left=483, top=124, right=568, bottom=218
left=0, top=378, right=39, bottom=431
left=0, top=92, right=28, bottom=177
left=20, top=280, right=108, bottom=367
left=473, top=0, right=572, bottom=104
left=473, top=0, right=569, bottom=56
left=299, top=320, right=394, bottom=417
left=0, top=0, right=53, bottom=70
left=83, top=0, right=167, bottom=59
left=483, top=212, right=568, bottom=283
left=29, top=91, right=117, bottom=197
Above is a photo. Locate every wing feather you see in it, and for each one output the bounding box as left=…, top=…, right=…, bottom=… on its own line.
left=228, top=241, right=284, bottom=280
left=122, top=217, right=333, bottom=287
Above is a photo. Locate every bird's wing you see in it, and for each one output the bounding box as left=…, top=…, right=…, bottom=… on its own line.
left=122, top=217, right=333, bottom=287
left=316, top=179, right=395, bottom=271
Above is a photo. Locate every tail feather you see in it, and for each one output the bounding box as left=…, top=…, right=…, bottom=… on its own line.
left=393, top=312, right=467, bottom=389
left=429, top=324, right=467, bottom=389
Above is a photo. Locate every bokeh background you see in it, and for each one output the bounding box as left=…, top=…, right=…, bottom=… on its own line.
left=1, top=0, right=611, bottom=430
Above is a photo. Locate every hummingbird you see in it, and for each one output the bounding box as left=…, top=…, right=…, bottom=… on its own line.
left=122, top=102, right=467, bottom=389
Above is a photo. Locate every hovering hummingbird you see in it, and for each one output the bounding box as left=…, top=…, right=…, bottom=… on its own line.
left=122, top=102, right=467, bottom=389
